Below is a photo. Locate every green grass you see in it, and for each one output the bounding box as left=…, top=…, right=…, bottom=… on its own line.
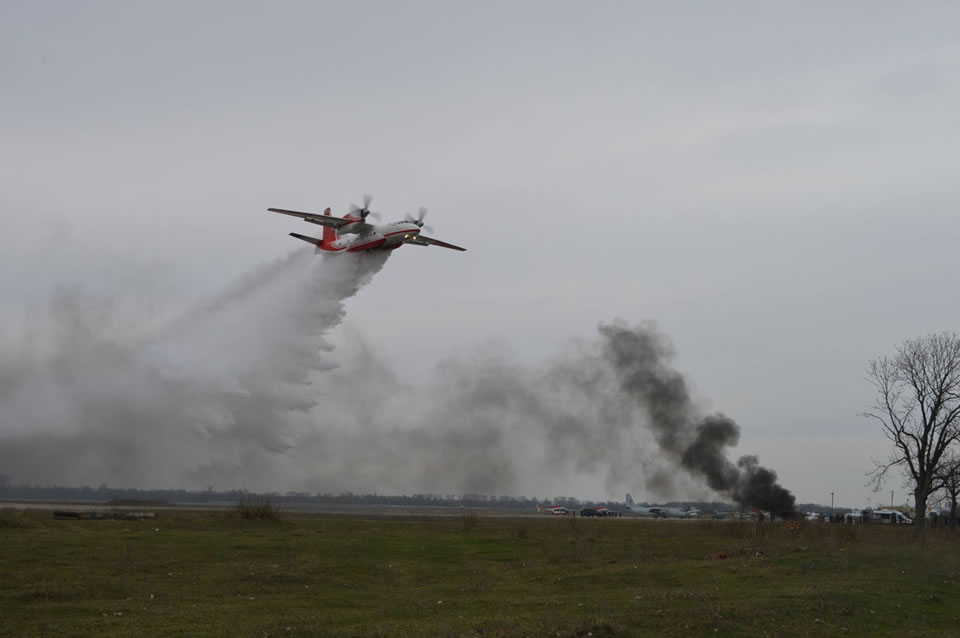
left=2, top=509, right=960, bottom=636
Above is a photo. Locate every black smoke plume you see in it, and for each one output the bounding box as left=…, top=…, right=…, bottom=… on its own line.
left=599, top=322, right=796, bottom=517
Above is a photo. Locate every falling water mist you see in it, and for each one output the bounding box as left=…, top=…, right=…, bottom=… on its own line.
left=0, top=249, right=390, bottom=489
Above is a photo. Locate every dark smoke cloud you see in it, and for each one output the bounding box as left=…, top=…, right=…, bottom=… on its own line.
left=598, top=322, right=796, bottom=516
left=281, top=322, right=795, bottom=515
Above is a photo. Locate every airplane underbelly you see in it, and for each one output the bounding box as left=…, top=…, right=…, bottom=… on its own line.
left=348, top=236, right=386, bottom=252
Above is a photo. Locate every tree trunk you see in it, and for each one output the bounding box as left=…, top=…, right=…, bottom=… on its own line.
left=951, top=497, right=957, bottom=531
left=915, top=488, right=927, bottom=530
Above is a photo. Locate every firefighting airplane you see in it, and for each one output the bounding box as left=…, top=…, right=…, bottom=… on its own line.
left=268, top=195, right=466, bottom=253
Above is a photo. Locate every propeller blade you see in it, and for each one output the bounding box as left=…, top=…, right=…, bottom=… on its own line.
left=349, top=194, right=376, bottom=220
left=405, top=206, right=432, bottom=230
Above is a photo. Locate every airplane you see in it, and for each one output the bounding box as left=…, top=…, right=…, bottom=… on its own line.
left=268, top=195, right=466, bottom=253
left=646, top=505, right=700, bottom=519
left=664, top=506, right=701, bottom=519
left=622, top=494, right=658, bottom=517
left=623, top=494, right=699, bottom=519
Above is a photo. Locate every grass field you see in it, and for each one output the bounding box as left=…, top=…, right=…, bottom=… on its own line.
left=2, top=508, right=960, bottom=637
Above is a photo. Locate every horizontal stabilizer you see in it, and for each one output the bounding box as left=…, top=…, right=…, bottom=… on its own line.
left=289, top=232, right=322, bottom=246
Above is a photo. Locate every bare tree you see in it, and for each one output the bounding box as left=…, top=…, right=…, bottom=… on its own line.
left=936, top=454, right=960, bottom=530
left=864, top=333, right=960, bottom=530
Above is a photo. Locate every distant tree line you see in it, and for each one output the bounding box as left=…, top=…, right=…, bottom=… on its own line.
left=0, top=482, right=753, bottom=512
left=0, top=484, right=557, bottom=509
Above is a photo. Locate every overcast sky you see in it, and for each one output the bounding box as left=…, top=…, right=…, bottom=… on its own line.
left=2, top=1, right=959, bottom=508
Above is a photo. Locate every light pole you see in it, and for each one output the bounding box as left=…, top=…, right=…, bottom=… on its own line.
left=831, top=492, right=834, bottom=517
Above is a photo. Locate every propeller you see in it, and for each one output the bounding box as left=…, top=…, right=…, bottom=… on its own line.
left=348, top=193, right=380, bottom=221
left=404, top=206, right=434, bottom=233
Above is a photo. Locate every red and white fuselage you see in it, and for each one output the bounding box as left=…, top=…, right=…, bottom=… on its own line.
left=268, top=205, right=466, bottom=253
left=321, top=219, right=424, bottom=253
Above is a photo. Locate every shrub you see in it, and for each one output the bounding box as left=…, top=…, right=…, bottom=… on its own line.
left=235, top=493, right=281, bottom=520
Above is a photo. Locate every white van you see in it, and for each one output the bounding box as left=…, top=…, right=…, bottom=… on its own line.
left=844, top=511, right=864, bottom=524
left=871, top=509, right=912, bottom=525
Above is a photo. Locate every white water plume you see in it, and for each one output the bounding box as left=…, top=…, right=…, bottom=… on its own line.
left=0, top=249, right=390, bottom=489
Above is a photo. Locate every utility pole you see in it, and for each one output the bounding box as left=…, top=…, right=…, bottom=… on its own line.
left=891, top=491, right=894, bottom=507
left=831, top=492, right=834, bottom=516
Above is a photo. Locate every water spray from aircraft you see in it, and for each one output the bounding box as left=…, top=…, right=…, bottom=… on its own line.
left=0, top=250, right=390, bottom=488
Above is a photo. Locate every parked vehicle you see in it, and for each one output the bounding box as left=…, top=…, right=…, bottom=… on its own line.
left=581, top=507, right=613, bottom=517
left=844, top=511, right=864, bottom=524
left=871, top=509, right=912, bottom=525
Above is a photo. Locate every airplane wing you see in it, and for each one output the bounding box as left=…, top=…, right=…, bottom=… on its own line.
left=267, top=208, right=354, bottom=229
left=408, top=234, right=467, bottom=251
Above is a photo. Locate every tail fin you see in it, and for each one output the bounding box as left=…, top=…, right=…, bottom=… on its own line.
left=625, top=493, right=634, bottom=506
left=321, top=207, right=338, bottom=249
left=288, top=209, right=340, bottom=252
